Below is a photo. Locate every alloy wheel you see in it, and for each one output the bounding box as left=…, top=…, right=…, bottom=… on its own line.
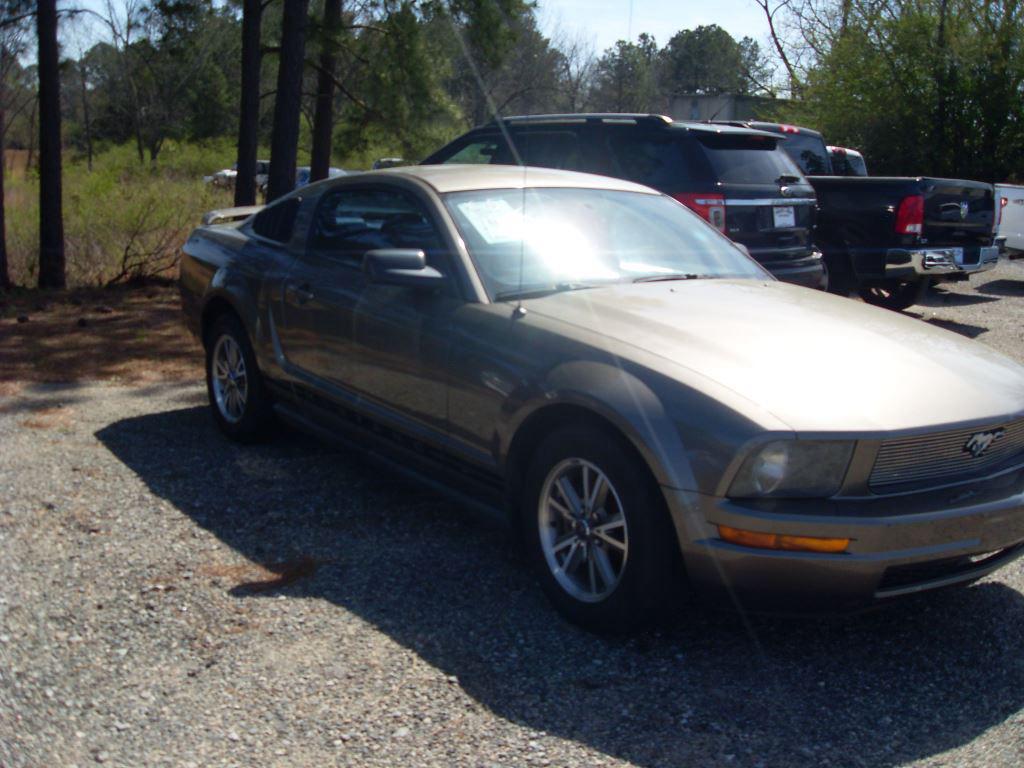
left=538, top=458, right=629, bottom=603
left=211, top=334, right=249, bottom=424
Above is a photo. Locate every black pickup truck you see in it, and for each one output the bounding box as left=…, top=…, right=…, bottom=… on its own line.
left=727, top=122, right=1000, bottom=310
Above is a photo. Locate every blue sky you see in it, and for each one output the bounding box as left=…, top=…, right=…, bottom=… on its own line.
left=67, top=0, right=770, bottom=55
left=537, top=0, right=768, bottom=52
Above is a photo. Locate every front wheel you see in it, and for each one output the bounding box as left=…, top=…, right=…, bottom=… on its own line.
left=859, top=278, right=928, bottom=311
left=520, top=424, right=677, bottom=632
left=205, top=313, right=274, bottom=442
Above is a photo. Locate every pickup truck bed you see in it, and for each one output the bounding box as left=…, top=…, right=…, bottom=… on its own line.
left=720, top=121, right=1000, bottom=310
left=810, top=174, right=999, bottom=292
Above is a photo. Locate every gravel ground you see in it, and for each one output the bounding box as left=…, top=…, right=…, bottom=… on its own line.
left=2, top=263, right=1024, bottom=768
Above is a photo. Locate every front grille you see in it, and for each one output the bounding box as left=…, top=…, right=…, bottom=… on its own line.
left=869, top=417, right=1024, bottom=490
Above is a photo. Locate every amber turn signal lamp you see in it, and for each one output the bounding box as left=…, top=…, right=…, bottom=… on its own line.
left=718, top=525, right=849, bottom=554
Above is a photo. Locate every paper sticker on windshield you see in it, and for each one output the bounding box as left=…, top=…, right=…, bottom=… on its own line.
left=455, top=198, right=523, bottom=244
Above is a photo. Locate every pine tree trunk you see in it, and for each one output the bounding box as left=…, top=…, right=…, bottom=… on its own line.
left=0, top=104, right=9, bottom=292
left=310, top=0, right=342, bottom=183
left=266, top=0, right=310, bottom=203
left=37, top=0, right=65, bottom=290
left=234, top=0, right=263, bottom=206
left=79, top=62, right=94, bottom=172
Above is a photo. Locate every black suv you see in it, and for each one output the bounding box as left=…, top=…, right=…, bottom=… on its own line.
left=422, top=114, right=825, bottom=288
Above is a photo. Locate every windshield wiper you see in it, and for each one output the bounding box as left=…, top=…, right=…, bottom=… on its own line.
left=633, top=273, right=707, bottom=283
left=494, top=282, right=598, bottom=301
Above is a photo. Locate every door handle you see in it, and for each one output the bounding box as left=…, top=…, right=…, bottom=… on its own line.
left=287, top=282, right=315, bottom=305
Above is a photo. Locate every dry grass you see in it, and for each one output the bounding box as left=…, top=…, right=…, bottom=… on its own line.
left=0, top=282, right=203, bottom=385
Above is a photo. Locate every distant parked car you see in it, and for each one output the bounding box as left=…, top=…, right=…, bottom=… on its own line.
left=996, top=183, right=1024, bottom=258
left=180, top=165, right=1024, bottom=631
left=827, top=145, right=867, bottom=176
left=423, top=113, right=825, bottom=289
left=203, top=167, right=237, bottom=188
left=204, top=160, right=270, bottom=191
left=258, top=166, right=347, bottom=196
left=373, top=157, right=408, bottom=169
left=295, top=166, right=347, bottom=188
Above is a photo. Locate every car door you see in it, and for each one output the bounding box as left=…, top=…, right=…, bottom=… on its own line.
left=284, top=183, right=458, bottom=436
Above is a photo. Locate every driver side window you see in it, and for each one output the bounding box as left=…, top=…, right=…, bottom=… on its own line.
left=308, top=187, right=446, bottom=269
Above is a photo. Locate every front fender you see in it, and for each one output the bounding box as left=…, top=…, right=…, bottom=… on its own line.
left=500, top=360, right=698, bottom=491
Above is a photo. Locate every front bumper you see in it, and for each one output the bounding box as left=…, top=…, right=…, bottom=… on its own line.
left=663, top=465, right=1024, bottom=613
left=884, top=245, right=1000, bottom=279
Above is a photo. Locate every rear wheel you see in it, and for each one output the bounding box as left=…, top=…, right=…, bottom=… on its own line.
left=859, top=279, right=928, bottom=311
left=520, top=424, right=677, bottom=632
left=205, top=313, right=273, bottom=442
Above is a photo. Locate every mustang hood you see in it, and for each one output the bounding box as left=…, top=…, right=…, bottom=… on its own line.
left=524, top=280, right=1024, bottom=434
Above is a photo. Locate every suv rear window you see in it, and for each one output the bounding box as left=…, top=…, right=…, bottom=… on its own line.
left=695, top=134, right=803, bottom=185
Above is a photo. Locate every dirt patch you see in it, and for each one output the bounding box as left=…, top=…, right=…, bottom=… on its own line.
left=19, top=404, right=75, bottom=431
left=0, top=283, right=202, bottom=384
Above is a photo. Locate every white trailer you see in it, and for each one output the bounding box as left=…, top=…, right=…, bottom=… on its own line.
left=996, top=183, right=1024, bottom=257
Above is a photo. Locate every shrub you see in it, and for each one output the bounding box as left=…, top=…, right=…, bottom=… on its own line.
left=4, top=141, right=237, bottom=287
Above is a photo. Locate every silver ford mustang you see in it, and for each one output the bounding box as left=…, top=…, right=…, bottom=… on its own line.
left=180, top=165, right=1024, bottom=631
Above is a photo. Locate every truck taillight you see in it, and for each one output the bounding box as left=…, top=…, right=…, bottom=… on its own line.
left=894, top=194, right=924, bottom=235
left=673, top=193, right=727, bottom=233
left=999, top=196, right=1007, bottom=227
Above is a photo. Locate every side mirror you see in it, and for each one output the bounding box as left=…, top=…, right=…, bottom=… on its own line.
left=363, top=249, right=445, bottom=288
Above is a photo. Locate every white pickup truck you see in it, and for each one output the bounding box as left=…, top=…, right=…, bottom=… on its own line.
left=996, top=183, right=1024, bottom=258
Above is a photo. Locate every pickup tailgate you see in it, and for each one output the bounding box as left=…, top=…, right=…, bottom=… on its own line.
left=922, top=178, right=995, bottom=250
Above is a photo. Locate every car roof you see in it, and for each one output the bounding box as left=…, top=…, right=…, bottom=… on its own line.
left=365, top=164, right=661, bottom=195
left=827, top=145, right=863, bottom=157
left=489, top=113, right=780, bottom=139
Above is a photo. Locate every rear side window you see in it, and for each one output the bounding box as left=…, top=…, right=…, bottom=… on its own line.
left=444, top=139, right=501, bottom=164
left=696, top=134, right=804, bottom=185
left=513, top=131, right=582, bottom=170
left=434, top=130, right=583, bottom=171
left=251, top=197, right=299, bottom=243
left=604, top=130, right=700, bottom=189
left=780, top=134, right=832, bottom=175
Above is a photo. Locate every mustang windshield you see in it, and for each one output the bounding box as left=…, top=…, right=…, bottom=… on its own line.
left=443, top=187, right=767, bottom=300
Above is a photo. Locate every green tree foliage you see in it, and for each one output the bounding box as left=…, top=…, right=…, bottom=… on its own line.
left=660, top=25, right=772, bottom=97
left=780, top=0, right=1024, bottom=181
left=589, top=34, right=660, bottom=112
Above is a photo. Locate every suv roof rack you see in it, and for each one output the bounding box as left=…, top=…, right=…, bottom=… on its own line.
left=494, top=113, right=674, bottom=125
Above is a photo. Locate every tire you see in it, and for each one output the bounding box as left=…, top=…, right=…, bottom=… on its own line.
left=859, top=278, right=928, bottom=311
left=823, top=252, right=854, bottom=297
left=519, top=423, right=677, bottom=632
left=205, top=313, right=274, bottom=442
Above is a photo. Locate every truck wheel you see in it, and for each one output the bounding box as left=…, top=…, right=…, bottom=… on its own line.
left=205, top=313, right=274, bottom=442
left=823, top=253, right=854, bottom=297
left=859, top=279, right=927, bottom=311
left=520, top=423, right=677, bottom=633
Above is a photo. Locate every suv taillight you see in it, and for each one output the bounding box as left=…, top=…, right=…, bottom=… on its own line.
left=673, top=193, right=727, bottom=233
left=894, top=194, right=924, bottom=235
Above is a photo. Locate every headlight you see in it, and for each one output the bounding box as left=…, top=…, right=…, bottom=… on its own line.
left=727, top=440, right=854, bottom=498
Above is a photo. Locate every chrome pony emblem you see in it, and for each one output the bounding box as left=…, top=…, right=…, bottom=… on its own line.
left=963, top=429, right=1005, bottom=458
left=959, top=201, right=969, bottom=220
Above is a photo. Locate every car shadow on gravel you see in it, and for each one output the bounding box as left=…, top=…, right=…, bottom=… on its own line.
left=97, top=406, right=1024, bottom=768
left=919, top=288, right=1000, bottom=308
left=976, top=277, right=1024, bottom=297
